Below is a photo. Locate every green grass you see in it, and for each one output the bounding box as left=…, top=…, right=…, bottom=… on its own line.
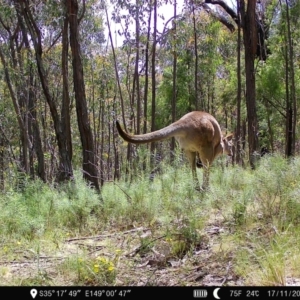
left=1, top=154, right=300, bottom=286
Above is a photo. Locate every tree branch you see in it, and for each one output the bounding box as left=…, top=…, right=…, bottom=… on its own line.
left=205, top=0, right=239, bottom=25
left=78, top=0, right=85, bottom=24
left=203, top=3, right=236, bottom=32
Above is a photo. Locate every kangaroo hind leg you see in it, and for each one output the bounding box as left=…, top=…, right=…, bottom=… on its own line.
left=184, top=150, right=200, bottom=190
left=198, top=146, right=214, bottom=191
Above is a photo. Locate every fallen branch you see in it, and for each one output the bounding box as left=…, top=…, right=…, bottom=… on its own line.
left=66, top=227, right=148, bottom=242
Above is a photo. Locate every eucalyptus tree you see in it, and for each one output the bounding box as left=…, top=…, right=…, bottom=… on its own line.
left=240, top=0, right=259, bottom=168
left=280, top=0, right=298, bottom=157
left=150, top=0, right=158, bottom=167
left=108, top=0, right=162, bottom=170
left=65, top=0, right=100, bottom=191
left=158, top=9, right=228, bottom=117
left=256, top=0, right=300, bottom=156
left=170, top=0, right=177, bottom=162
left=0, top=1, right=45, bottom=183
left=201, top=0, right=273, bottom=168
left=0, top=0, right=106, bottom=190
left=11, top=0, right=75, bottom=183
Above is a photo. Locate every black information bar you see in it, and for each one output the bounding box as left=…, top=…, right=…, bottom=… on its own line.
left=1, top=286, right=300, bottom=299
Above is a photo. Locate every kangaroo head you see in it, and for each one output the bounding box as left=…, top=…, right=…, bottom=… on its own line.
left=222, top=134, right=234, bottom=156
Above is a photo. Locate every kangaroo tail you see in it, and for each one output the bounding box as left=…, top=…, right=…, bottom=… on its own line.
left=115, top=120, right=177, bottom=144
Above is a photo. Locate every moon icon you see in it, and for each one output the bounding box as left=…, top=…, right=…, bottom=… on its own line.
left=213, top=288, right=221, bottom=299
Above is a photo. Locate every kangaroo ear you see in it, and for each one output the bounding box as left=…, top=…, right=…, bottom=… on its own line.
left=224, top=133, right=234, bottom=141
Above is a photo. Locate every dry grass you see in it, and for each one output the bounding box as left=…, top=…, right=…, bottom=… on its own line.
left=1, top=155, right=300, bottom=286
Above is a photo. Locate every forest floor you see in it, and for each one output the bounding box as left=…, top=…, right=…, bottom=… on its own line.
left=1, top=214, right=245, bottom=286
left=2, top=155, right=300, bottom=287
left=2, top=212, right=300, bottom=287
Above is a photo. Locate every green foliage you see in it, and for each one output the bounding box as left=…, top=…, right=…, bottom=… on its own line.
left=2, top=0, right=300, bottom=286
left=0, top=172, right=101, bottom=239
left=1, top=155, right=300, bottom=285
left=156, top=14, right=234, bottom=123
left=61, top=256, right=116, bottom=285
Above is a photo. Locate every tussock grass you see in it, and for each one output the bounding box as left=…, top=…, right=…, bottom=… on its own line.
left=1, top=154, right=300, bottom=286
left=0, top=172, right=101, bottom=239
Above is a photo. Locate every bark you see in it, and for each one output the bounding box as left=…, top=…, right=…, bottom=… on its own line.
left=150, top=0, right=157, bottom=166
left=0, top=12, right=32, bottom=175
left=240, top=0, right=259, bottom=168
left=113, top=96, right=120, bottom=181
left=105, top=5, right=125, bottom=127
left=192, top=0, right=199, bottom=110
left=284, top=28, right=291, bottom=157
left=134, top=0, right=141, bottom=134
left=143, top=8, right=151, bottom=135
left=61, top=12, right=73, bottom=163
left=15, top=0, right=73, bottom=181
left=0, top=46, right=31, bottom=173
left=284, top=0, right=296, bottom=156
left=264, top=97, right=274, bottom=153
left=66, top=0, right=100, bottom=191
left=142, top=6, right=152, bottom=171
left=0, top=136, right=4, bottom=190
left=235, top=0, right=242, bottom=165
left=205, top=0, right=239, bottom=25
left=28, top=70, right=46, bottom=182
left=170, top=0, right=177, bottom=163
left=203, top=2, right=236, bottom=32
left=204, top=0, right=270, bottom=61
left=19, top=9, right=46, bottom=182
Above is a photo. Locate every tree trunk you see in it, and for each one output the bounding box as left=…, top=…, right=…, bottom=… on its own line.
left=240, top=0, right=259, bottom=168
left=20, top=9, right=46, bottom=182
left=61, top=12, right=73, bottom=166
left=143, top=8, right=151, bottom=135
left=142, top=7, right=152, bottom=171
left=150, top=0, right=157, bottom=167
left=16, top=0, right=74, bottom=182
left=105, top=5, right=125, bottom=126
left=236, top=0, right=242, bottom=165
left=264, top=97, right=274, bottom=153
left=0, top=46, right=30, bottom=175
left=134, top=0, right=141, bottom=134
left=66, top=0, right=100, bottom=191
left=29, top=71, right=46, bottom=182
left=0, top=136, right=4, bottom=190
left=284, top=34, right=292, bottom=157
left=170, top=0, right=177, bottom=163
left=192, top=0, right=199, bottom=110
left=113, top=96, right=120, bottom=180
left=284, top=0, right=296, bottom=156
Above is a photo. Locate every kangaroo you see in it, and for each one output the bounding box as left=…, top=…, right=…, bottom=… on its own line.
left=116, top=111, right=233, bottom=191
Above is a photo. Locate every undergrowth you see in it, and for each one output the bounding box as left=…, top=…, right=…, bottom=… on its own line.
left=1, top=154, right=300, bottom=286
